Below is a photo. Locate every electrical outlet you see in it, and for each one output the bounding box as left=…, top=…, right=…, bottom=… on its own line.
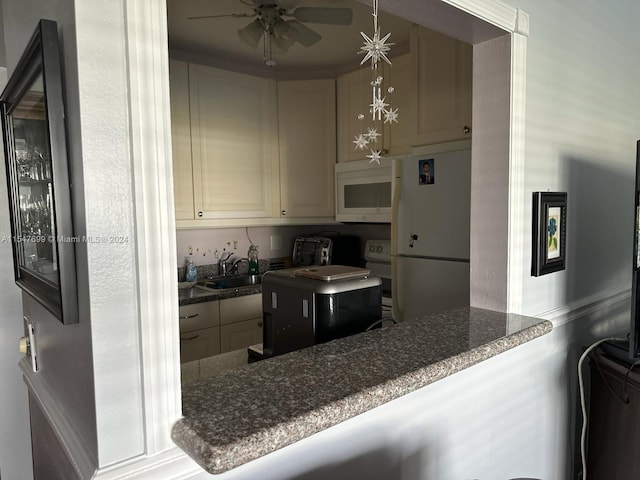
left=270, top=234, right=282, bottom=250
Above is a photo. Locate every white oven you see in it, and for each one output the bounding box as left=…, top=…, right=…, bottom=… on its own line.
left=335, top=158, right=392, bottom=223
left=364, top=239, right=392, bottom=319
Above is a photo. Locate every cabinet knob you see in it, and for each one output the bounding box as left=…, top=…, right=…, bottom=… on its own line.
left=258, top=320, right=263, bottom=328
left=281, top=210, right=286, bottom=216
left=463, top=125, right=471, bottom=134
left=197, top=211, right=203, bottom=218
left=179, top=313, right=199, bottom=320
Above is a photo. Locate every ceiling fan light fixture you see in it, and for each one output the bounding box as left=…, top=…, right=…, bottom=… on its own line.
left=196, top=1, right=354, bottom=66
left=273, top=33, right=292, bottom=53
left=237, top=19, right=264, bottom=49
left=272, top=19, right=289, bottom=40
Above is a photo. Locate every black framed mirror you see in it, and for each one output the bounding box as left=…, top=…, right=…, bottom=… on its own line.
left=1, top=19, right=78, bottom=324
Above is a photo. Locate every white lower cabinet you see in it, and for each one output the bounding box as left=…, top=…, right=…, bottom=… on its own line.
left=180, top=327, right=221, bottom=363
left=220, top=319, right=263, bottom=353
left=179, top=294, right=264, bottom=362
left=179, top=301, right=220, bottom=363
left=219, top=294, right=263, bottom=354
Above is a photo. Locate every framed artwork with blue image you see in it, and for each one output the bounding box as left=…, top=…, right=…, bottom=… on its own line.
left=532, top=192, right=567, bottom=276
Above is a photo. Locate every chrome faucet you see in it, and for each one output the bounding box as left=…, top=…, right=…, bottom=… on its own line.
left=219, top=253, right=247, bottom=277
left=219, top=252, right=233, bottom=277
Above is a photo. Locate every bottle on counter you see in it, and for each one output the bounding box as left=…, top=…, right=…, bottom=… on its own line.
left=185, top=253, right=197, bottom=282
left=248, top=244, right=259, bottom=275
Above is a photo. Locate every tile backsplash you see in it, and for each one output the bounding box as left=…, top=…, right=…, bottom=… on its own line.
left=175, top=224, right=391, bottom=269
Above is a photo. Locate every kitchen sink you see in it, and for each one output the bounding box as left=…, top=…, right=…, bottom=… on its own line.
left=197, top=274, right=262, bottom=290
left=179, top=284, right=215, bottom=299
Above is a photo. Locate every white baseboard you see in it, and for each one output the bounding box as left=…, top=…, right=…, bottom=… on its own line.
left=536, top=283, right=630, bottom=328
left=92, top=448, right=206, bottom=480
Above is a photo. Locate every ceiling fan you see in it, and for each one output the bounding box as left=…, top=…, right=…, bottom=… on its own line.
left=188, top=1, right=353, bottom=66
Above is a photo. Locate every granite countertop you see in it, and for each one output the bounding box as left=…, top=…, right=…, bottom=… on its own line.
left=172, top=307, right=552, bottom=474
left=178, top=283, right=262, bottom=305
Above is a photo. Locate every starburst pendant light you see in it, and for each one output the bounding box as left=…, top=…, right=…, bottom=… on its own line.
left=353, top=0, right=398, bottom=164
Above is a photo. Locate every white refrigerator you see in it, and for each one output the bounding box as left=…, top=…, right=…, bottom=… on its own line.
left=391, top=143, right=471, bottom=322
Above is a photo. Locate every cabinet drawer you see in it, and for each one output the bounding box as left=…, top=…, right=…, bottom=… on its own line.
left=179, top=301, right=220, bottom=333
left=220, top=318, right=263, bottom=353
left=180, top=326, right=221, bottom=363
left=219, top=294, right=262, bottom=325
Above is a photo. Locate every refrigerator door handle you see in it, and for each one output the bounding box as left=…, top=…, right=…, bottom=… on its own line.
left=391, top=157, right=402, bottom=257
left=391, top=157, right=403, bottom=322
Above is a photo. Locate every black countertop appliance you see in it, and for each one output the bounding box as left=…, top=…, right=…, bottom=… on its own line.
left=259, top=266, right=382, bottom=358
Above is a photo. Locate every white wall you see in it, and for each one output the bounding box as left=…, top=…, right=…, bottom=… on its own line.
left=1, top=1, right=101, bottom=471
left=1, top=0, right=147, bottom=472
left=0, top=65, right=34, bottom=480
left=516, top=0, right=640, bottom=317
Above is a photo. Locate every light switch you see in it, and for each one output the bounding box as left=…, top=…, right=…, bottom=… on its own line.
left=270, top=235, right=282, bottom=251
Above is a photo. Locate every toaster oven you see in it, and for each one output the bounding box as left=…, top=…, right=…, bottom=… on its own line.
left=292, top=235, right=361, bottom=267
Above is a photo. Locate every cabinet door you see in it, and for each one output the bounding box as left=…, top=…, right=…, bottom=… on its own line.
left=189, top=64, right=280, bottom=219
left=180, top=326, right=221, bottom=363
left=337, top=56, right=412, bottom=163
left=337, top=67, right=384, bottom=163
left=220, top=319, right=263, bottom=353
left=277, top=79, right=336, bottom=218
left=179, top=300, right=220, bottom=333
left=219, top=294, right=263, bottom=353
left=382, top=53, right=414, bottom=155
left=219, top=294, right=261, bottom=326
left=412, top=26, right=472, bottom=145
left=169, top=59, right=194, bottom=220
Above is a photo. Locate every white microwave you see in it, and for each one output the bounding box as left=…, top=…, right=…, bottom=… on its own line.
left=335, top=158, right=392, bottom=222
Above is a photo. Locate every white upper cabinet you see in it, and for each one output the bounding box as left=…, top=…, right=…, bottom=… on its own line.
left=337, top=65, right=376, bottom=163
left=170, top=26, right=470, bottom=225
left=277, top=79, right=336, bottom=219
left=411, top=26, right=472, bottom=145
left=189, top=64, right=280, bottom=220
left=171, top=63, right=336, bottom=227
left=169, top=59, right=195, bottom=220
left=380, top=53, right=414, bottom=156
left=336, top=28, right=472, bottom=162
left=337, top=59, right=412, bottom=163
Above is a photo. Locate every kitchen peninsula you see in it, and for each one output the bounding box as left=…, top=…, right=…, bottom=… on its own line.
left=172, top=307, right=551, bottom=474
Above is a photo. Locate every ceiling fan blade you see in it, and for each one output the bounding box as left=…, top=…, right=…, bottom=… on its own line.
left=286, top=20, right=321, bottom=47
left=277, top=0, right=300, bottom=10
left=188, top=12, right=255, bottom=20
left=291, top=7, right=353, bottom=26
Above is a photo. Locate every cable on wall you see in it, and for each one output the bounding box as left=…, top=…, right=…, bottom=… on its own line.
left=577, top=337, right=626, bottom=480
